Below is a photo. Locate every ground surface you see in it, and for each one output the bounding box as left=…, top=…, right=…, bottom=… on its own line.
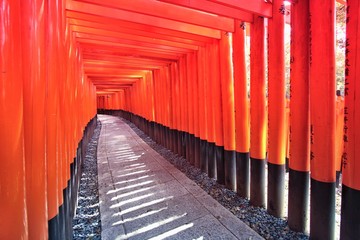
left=73, top=114, right=342, bottom=239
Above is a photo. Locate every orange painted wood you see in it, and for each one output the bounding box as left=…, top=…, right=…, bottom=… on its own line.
left=219, top=32, right=236, bottom=151
left=186, top=53, right=195, bottom=135
left=309, top=0, right=336, bottom=183
left=233, top=20, right=250, bottom=153
left=197, top=46, right=208, bottom=140
left=250, top=16, right=267, bottom=159
left=180, top=56, right=189, bottom=132
left=46, top=0, right=62, bottom=219
left=206, top=45, right=216, bottom=143
left=289, top=0, right=310, bottom=172
left=72, top=25, right=199, bottom=50
left=343, top=0, right=360, bottom=190
left=22, top=0, right=48, bottom=238
left=192, top=52, right=200, bottom=138
left=211, top=42, right=224, bottom=147
left=75, top=33, right=193, bottom=54
left=66, top=11, right=215, bottom=44
left=285, top=101, right=290, bottom=159
left=68, top=19, right=207, bottom=47
left=268, top=0, right=286, bottom=165
left=165, top=66, right=172, bottom=127
left=170, top=63, right=178, bottom=130
left=66, top=1, right=221, bottom=39
left=81, top=45, right=181, bottom=61
left=158, top=0, right=253, bottom=22
left=209, top=0, right=272, bottom=18
left=335, top=96, right=344, bottom=172
left=82, top=0, right=234, bottom=32
left=0, top=0, right=28, bottom=238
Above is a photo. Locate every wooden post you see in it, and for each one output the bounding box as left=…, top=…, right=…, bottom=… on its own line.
left=0, top=1, right=28, bottom=238
left=207, top=44, right=218, bottom=179
left=267, top=0, right=286, bottom=218
left=211, top=42, right=225, bottom=185
left=22, top=0, right=48, bottom=238
left=233, top=20, right=250, bottom=199
left=309, top=0, right=336, bottom=239
left=219, top=31, right=236, bottom=191
left=341, top=1, right=360, bottom=239
left=197, top=46, right=208, bottom=172
left=250, top=16, right=267, bottom=207
left=288, top=0, right=310, bottom=233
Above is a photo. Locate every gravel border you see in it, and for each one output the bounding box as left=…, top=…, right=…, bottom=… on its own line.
left=124, top=119, right=309, bottom=240
left=73, top=120, right=102, bottom=240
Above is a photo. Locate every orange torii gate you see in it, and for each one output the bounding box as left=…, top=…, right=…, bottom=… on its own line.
left=1, top=0, right=359, bottom=240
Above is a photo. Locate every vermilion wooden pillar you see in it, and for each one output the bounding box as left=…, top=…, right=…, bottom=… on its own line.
left=309, top=0, right=336, bottom=239
left=232, top=20, right=250, bottom=198
left=186, top=53, right=195, bottom=165
left=22, top=0, right=48, bottom=238
left=192, top=52, right=201, bottom=168
left=211, top=42, right=225, bottom=184
left=341, top=1, right=360, bottom=239
left=0, top=1, right=28, bottom=238
left=197, top=46, right=208, bottom=172
left=202, top=47, right=211, bottom=174
left=250, top=16, right=267, bottom=207
left=174, top=62, right=182, bottom=154
left=207, top=44, right=218, bottom=179
left=170, top=64, right=177, bottom=151
left=46, top=0, right=62, bottom=237
left=288, top=0, right=310, bottom=233
left=219, top=32, right=236, bottom=191
left=180, top=56, right=188, bottom=157
left=267, top=0, right=286, bottom=218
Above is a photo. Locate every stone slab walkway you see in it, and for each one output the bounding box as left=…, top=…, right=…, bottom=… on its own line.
left=97, top=115, right=263, bottom=240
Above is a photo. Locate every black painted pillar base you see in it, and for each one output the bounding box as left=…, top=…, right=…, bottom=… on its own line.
left=58, top=203, right=66, bottom=239
left=194, top=137, right=201, bottom=168
left=185, top=133, right=190, bottom=161
left=215, top=145, right=225, bottom=185
left=310, top=179, right=335, bottom=240
left=67, top=182, right=74, bottom=239
left=166, top=127, right=171, bottom=150
left=224, top=149, right=236, bottom=191
left=48, top=214, right=60, bottom=240
left=171, top=129, right=176, bottom=153
left=161, top=125, right=166, bottom=146
left=208, top=142, right=216, bottom=179
left=341, top=184, right=360, bottom=240
left=187, top=133, right=194, bottom=165
left=285, top=157, right=289, bottom=173
left=150, top=121, right=155, bottom=139
left=250, top=157, right=266, bottom=207
left=336, top=171, right=341, bottom=188
left=236, top=152, right=250, bottom=199
left=155, top=123, right=160, bottom=144
left=267, top=162, right=285, bottom=217
left=200, top=140, right=208, bottom=174
left=173, top=129, right=178, bottom=154
left=181, top=131, right=187, bottom=158
left=177, top=130, right=182, bottom=155
left=153, top=123, right=158, bottom=143
left=157, top=123, right=161, bottom=144
left=288, top=169, right=309, bottom=234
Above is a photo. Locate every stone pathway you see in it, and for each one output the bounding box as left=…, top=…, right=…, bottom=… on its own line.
left=97, top=115, right=263, bottom=240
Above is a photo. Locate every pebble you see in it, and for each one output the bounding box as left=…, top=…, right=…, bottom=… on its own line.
left=72, top=120, right=102, bottom=240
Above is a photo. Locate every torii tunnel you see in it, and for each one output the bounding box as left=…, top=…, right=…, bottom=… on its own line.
left=1, top=0, right=359, bottom=239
